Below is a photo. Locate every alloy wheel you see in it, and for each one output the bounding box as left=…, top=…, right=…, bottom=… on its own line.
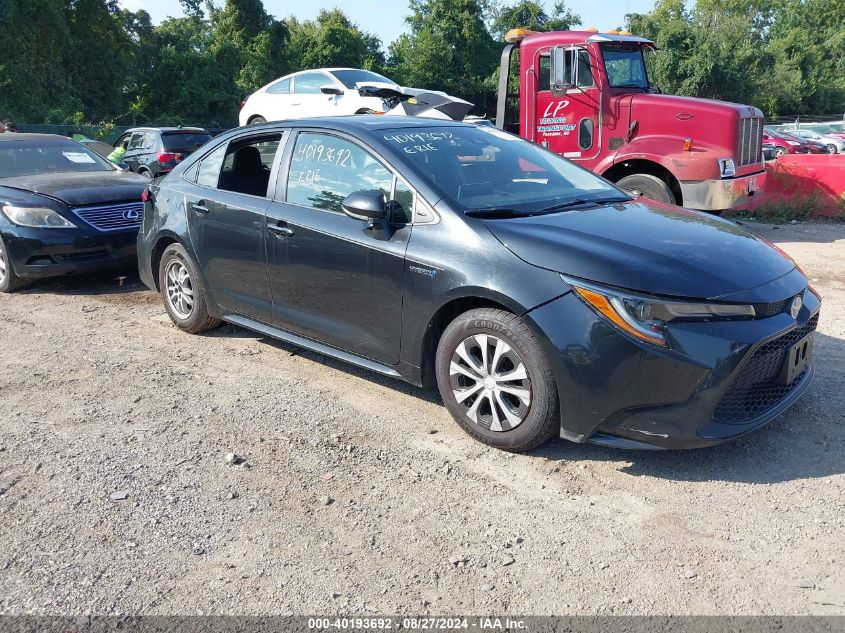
left=165, top=259, right=194, bottom=319
left=449, top=334, right=532, bottom=432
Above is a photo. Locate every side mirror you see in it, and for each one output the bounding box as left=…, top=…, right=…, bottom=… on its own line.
left=550, top=45, right=579, bottom=94
left=342, top=191, right=386, bottom=221
left=321, top=85, right=344, bottom=96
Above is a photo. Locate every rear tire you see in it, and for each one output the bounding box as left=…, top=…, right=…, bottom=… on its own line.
left=249, top=116, right=267, bottom=125
left=435, top=308, right=559, bottom=453
left=616, top=173, right=676, bottom=205
left=775, top=146, right=787, bottom=157
left=826, top=144, right=837, bottom=154
left=0, top=234, right=26, bottom=293
left=159, top=243, right=220, bottom=334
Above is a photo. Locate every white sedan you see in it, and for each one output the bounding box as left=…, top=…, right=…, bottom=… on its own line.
left=238, top=68, right=472, bottom=126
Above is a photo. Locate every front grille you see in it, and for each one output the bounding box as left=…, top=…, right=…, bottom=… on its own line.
left=713, top=314, right=818, bottom=423
left=72, top=202, right=143, bottom=232
left=737, top=117, right=764, bottom=167
left=753, top=296, right=793, bottom=318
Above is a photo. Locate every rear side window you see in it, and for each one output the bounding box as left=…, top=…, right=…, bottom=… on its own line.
left=128, top=133, right=146, bottom=150
left=267, top=78, right=291, bottom=94
left=218, top=135, right=281, bottom=197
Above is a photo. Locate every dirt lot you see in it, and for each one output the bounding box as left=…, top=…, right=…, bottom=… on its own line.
left=0, top=221, right=843, bottom=616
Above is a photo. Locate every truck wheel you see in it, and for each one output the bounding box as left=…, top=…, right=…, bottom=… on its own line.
left=435, top=308, right=559, bottom=453
left=616, top=174, right=676, bottom=205
left=0, top=235, right=26, bottom=293
left=159, top=243, right=220, bottom=334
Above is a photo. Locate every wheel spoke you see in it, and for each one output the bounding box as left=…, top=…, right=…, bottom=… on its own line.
left=490, top=338, right=510, bottom=375
left=454, top=382, right=484, bottom=404
left=450, top=360, right=482, bottom=381
left=465, top=391, right=485, bottom=424
left=475, top=334, right=490, bottom=374
left=494, top=390, right=523, bottom=428
left=496, top=363, right=528, bottom=382
left=455, top=340, right=484, bottom=375
left=497, top=384, right=531, bottom=405
left=487, top=392, right=503, bottom=432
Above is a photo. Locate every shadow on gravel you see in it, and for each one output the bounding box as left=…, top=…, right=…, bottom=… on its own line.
left=200, top=317, right=845, bottom=485
left=16, top=267, right=146, bottom=297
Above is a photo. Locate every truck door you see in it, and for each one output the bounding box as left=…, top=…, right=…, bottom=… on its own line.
left=533, top=47, right=601, bottom=163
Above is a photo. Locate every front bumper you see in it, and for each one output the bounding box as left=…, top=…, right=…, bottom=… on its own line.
left=680, top=169, right=765, bottom=211
left=1, top=225, right=138, bottom=279
left=524, top=284, right=821, bottom=450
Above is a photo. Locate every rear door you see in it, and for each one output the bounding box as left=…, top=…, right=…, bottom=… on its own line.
left=184, top=132, right=285, bottom=321
left=264, top=130, right=414, bottom=364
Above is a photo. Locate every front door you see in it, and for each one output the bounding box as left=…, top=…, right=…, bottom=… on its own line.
left=265, top=130, right=413, bottom=365
left=290, top=71, right=341, bottom=119
left=533, top=47, right=601, bottom=162
left=185, top=133, right=283, bottom=321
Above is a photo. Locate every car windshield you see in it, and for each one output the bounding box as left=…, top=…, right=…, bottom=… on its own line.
left=601, top=45, right=650, bottom=89
left=380, top=125, right=626, bottom=214
left=0, top=139, right=114, bottom=178
left=331, top=69, right=396, bottom=89
left=162, top=132, right=212, bottom=152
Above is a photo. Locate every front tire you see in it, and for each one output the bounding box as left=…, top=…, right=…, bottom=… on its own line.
left=826, top=144, right=837, bottom=154
left=159, top=243, right=220, bottom=334
left=616, top=173, right=676, bottom=205
left=0, top=234, right=26, bottom=293
left=435, top=308, right=559, bottom=452
left=248, top=116, right=267, bottom=125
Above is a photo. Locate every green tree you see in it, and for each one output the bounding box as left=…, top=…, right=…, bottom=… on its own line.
left=387, top=0, right=499, bottom=112
left=488, top=0, right=580, bottom=40
left=286, top=10, right=384, bottom=72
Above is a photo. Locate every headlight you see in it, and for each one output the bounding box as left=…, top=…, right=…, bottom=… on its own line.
left=786, top=141, right=800, bottom=146
left=1, top=205, right=75, bottom=228
left=718, top=158, right=736, bottom=177
left=564, top=277, right=756, bottom=347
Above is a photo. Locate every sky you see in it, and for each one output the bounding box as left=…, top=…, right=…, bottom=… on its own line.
left=118, top=1, right=659, bottom=47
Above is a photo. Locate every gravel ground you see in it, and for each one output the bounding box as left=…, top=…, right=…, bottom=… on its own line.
left=0, top=221, right=843, bottom=616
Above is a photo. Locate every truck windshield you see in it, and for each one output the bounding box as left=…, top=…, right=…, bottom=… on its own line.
left=601, top=45, right=649, bottom=89
left=380, top=125, right=625, bottom=214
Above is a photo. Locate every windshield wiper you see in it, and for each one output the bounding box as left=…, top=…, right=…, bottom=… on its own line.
left=537, top=196, right=632, bottom=214
left=465, top=208, right=534, bottom=218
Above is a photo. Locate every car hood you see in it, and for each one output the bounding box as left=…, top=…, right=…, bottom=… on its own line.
left=0, top=171, right=149, bottom=206
left=483, top=200, right=796, bottom=300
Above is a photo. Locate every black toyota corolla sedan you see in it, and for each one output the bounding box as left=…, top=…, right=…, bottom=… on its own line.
left=0, top=134, right=149, bottom=292
left=137, top=117, right=820, bottom=452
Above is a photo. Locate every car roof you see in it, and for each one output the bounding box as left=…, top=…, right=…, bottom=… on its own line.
left=0, top=133, right=77, bottom=143
left=122, top=127, right=209, bottom=134
left=243, top=115, right=468, bottom=134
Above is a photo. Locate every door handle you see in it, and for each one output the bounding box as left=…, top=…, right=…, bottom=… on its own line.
left=268, top=222, right=295, bottom=238
left=191, top=201, right=210, bottom=214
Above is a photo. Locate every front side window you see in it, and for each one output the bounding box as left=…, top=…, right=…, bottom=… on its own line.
left=380, top=125, right=623, bottom=213
left=293, top=72, right=333, bottom=95
left=286, top=132, right=414, bottom=221
left=539, top=50, right=594, bottom=91
left=601, top=45, right=649, bottom=89
left=128, top=133, right=146, bottom=150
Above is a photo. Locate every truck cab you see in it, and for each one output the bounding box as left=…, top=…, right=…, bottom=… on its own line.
left=496, top=28, right=766, bottom=211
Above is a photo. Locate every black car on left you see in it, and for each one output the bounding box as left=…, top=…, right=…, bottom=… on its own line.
left=112, top=127, right=212, bottom=179
left=0, top=134, right=148, bottom=292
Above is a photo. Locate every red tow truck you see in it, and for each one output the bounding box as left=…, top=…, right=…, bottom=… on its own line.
left=496, top=28, right=767, bottom=211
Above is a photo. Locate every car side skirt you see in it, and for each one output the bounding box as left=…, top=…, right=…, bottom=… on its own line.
left=223, top=314, right=404, bottom=379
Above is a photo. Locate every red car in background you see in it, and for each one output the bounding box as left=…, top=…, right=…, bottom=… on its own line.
left=762, top=127, right=815, bottom=156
